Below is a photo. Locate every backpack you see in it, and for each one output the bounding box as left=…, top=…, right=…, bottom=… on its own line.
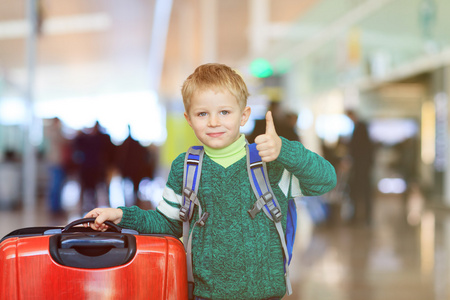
left=179, top=143, right=297, bottom=299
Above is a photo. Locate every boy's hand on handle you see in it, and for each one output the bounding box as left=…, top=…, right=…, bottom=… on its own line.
left=254, top=111, right=282, bottom=162
left=83, top=208, right=123, bottom=232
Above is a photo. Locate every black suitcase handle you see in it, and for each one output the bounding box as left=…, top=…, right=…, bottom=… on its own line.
left=49, top=218, right=138, bottom=269
left=63, top=217, right=122, bottom=233
left=43, top=218, right=138, bottom=236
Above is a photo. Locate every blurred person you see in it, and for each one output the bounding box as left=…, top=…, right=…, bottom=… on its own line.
left=284, top=111, right=301, bottom=142
left=346, top=109, right=375, bottom=225
left=321, top=137, right=355, bottom=222
left=43, top=117, right=68, bottom=214
left=247, top=101, right=300, bottom=143
left=321, top=139, right=341, bottom=171
left=73, top=121, right=116, bottom=214
left=0, top=150, right=21, bottom=209
left=115, top=125, right=157, bottom=207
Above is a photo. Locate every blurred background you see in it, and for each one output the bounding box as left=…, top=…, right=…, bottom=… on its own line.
left=1, top=0, right=450, bottom=299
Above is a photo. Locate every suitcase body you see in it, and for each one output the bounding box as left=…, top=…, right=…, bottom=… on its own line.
left=0, top=219, right=188, bottom=300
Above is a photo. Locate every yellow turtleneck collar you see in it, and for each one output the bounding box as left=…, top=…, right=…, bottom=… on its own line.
left=203, top=134, right=246, bottom=168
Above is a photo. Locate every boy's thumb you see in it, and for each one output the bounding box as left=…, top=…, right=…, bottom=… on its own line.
left=265, top=111, right=277, bottom=135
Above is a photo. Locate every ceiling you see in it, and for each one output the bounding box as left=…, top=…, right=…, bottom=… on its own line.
left=2, top=0, right=448, bottom=112
left=0, top=0, right=318, bottom=104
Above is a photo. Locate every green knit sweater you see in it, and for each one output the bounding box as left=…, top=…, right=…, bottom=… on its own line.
left=118, top=137, right=336, bottom=300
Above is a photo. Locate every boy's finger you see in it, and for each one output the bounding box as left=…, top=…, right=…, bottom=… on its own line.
left=265, top=111, right=277, bottom=135
left=95, top=214, right=108, bottom=228
left=254, top=133, right=268, bottom=146
left=258, top=150, right=276, bottom=162
left=84, top=209, right=100, bottom=219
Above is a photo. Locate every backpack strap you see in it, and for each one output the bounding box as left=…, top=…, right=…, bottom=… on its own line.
left=180, top=146, right=209, bottom=300
left=246, top=142, right=293, bottom=296
left=180, top=146, right=204, bottom=225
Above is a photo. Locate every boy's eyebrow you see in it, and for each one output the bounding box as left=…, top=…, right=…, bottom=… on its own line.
left=191, top=105, right=235, bottom=111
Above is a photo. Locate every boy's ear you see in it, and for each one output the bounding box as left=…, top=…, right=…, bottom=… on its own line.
left=240, top=106, right=251, bottom=126
left=184, top=112, right=193, bottom=127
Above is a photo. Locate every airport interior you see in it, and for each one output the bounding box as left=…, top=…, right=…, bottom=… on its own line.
left=1, top=0, right=450, bottom=299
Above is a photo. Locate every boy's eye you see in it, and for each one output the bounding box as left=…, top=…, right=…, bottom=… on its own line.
left=220, top=110, right=229, bottom=115
left=198, top=112, right=207, bottom=117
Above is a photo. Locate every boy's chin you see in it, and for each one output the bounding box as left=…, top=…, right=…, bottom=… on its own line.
left=201, top=139, right=229, bottom=149
left=200, top=134, right=240, bottom=149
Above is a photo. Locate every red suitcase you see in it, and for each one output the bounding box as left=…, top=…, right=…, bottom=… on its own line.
left=0, top=218, right=188, bottom=300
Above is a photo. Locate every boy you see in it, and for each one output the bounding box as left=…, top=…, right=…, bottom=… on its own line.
left=85, top=63, right=336, bottom=300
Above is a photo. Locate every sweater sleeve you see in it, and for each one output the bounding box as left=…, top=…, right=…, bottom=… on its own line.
left=117, top=153, right=186, bottom=237
left=118, top=206, right=182, bottom=237
left=276, top=137, right=336, bottom=196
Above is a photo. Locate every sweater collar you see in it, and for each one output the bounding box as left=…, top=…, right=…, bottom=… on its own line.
left=203, top=134, right=246, bottom=168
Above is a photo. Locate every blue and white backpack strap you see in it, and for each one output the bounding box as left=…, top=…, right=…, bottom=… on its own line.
left=180, top=146, right=204, bottom=226
left=180, top=146, right=208, bottom=299
left=247, top=143, right=281, bottom=222
left=246, top=142, right=293, bottom=296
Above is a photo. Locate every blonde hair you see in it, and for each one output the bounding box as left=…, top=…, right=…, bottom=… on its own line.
left=181, top=63, right=250, bottom=112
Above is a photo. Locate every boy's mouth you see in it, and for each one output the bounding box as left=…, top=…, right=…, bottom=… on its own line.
left=207, top=132, right=224, bottom=138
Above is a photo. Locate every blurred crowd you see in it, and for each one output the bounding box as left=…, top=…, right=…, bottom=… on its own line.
left=43, top=118, right=158, bottom=215
left=1, top=105, right=419, bottom=228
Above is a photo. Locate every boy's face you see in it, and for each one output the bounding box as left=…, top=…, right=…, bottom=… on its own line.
left=184, top=89, right=251, bottom=149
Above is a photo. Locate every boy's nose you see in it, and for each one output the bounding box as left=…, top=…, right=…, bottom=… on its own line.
left=208, top=115, right=220, bottom=127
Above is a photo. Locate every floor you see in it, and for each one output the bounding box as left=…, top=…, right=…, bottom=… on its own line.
left=287, top=190, right=448, bottom=300
left=1, top=184, right=449, bottom=300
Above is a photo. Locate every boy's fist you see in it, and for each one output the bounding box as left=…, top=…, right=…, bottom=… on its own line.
left=254, top=111, right=282, bottom=162
left=83, top=207, right=123, bottom=232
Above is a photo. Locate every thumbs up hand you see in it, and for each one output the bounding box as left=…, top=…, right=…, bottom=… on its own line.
left=254, top=111, right=282, bottom=162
